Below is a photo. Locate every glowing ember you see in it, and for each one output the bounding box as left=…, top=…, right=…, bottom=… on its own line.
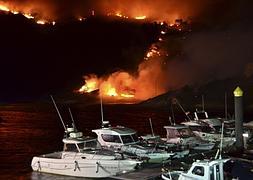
left=135, top=15, right=146, bottom=20
left=145, top=45, right=161, bottom=59
left=23, top=13, right=34, bottom=19
left=11, top=10, right=19, bottom=14
left=36, top=20, right=46, bottom=25
left=0, top=4, right=9, bottom=12
left=78, top=17, right=86, bottom=21
left=115, top=12, right=128, bottom=19
left=107, top=12, right=129, bottom=19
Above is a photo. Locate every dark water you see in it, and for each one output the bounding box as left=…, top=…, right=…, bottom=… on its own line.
left=0, top=103, right=172, bottom=179
left=1, top=103, right=253, bottom=180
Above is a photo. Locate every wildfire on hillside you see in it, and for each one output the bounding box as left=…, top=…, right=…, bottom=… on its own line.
left=78, top=28, right=169, bottom=102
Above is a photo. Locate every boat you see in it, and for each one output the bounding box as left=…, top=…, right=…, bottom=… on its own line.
left=161, top=123, right=230, bottom=180
left=140, top=118, right=190, bottom=159
left=31, top=96, right=142, bottom=178
left=92, top=123, right=175, bottom=163
left=163, top=125, right=215, bottom=151
left=31, top=129, right=141, bottom=178
left=161, top=158, right=230, bottom=180
left=181, top=121, right=235, bottom=148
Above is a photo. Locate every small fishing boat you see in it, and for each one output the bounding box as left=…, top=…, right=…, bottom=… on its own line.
left=181, top=121, right=235, bottom=148
left=92, top=123, right=175, bottom=163
left=140, top=118, right=190, bottom=159
left=162, top=123, right=230, bottom=180
left=31, top=96, right=142, bottom=178
left=163, top=125, right=215, bottom=151
left=161, top=158, right=230, bottom=180
left=31, top=129, right=141, bottom=178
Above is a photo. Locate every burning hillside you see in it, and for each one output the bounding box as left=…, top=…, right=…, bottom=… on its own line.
left=77, top=22, right=186, bottom=102
left=0, top=0, right=251, bottom=103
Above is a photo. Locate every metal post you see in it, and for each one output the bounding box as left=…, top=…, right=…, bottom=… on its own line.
left=233, top=87, right=244, bottom=150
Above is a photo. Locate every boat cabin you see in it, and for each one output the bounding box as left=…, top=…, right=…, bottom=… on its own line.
left=92, top=126, right=139, bottom=147
left=164, top=125, right=195, bottom=139
left=181, top=121, right=214, bottom=133
left=63, top=134, right=100, bottom=153
left=163, top=125, right=198, bottom=145
left=194, top=110, right=222, bottom=131
left=180, top=158, right=230, bottom=180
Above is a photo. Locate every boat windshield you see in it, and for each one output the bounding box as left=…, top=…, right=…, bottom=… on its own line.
left=190, top=126, right=212, bottom=133
left=101, top=134, right=122, bottom=143
left=78, top=139, right=101, bottom=150
left=121, top=133, right=139, bottom=144
left=177, top=128, right=194, bottom=138
left=195, top=112, right=208, bottom=119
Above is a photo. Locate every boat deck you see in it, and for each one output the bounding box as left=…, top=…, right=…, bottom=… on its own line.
left=39, top=152, right=62, bottom=159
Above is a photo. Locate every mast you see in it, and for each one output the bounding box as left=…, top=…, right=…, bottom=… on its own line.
left=174, top=98, right=192, bottom=121
left=170, top=101, right=175, bottom=125
left=100, top=95, right=104, bottom=126
left=68, top=108, right=77, bottom=131
left=219, top=123, right=224, bottom=159
left=50, top=95, right=67, bottom=132
left=225, top=92, right=228, bottom=120
left=149, top=118, right=155, bottom=137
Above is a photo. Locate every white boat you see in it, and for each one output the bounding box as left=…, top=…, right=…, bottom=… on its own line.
left=31, top=96, right=142, bottom=178
left=31, top=129, right=141, bottom=178
left=181, top=121, right=235, bottom=148
left=163, top=125, right=215, bottom=151
left=140, top=134, right=190, bottom=159
left=92, top=124, right=174, bottom=163
left=161, top=158, right=230, bottom=180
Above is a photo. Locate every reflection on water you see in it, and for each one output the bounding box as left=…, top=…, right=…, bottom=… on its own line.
left=30, top=172, right=93, bottom=180
left=0, top=103, right=170, bottom=179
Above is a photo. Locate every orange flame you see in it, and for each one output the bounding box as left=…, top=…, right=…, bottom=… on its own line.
left=78, top=75, right=99, bottom=93
left=36, top=20, right=46, bottom=25
left=0, top=4, right=9, bottom=12
left=135, top=15, right=146, bottom=20
left=78, top=43, right=167, bottom=101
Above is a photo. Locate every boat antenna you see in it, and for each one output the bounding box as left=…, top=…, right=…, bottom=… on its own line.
left=149, top=118, right=155, bottom=137
left=174, top=98, right=192, bottom=121
left=68, top=108, right=77, bottom=131
left=100, top=95, right=104, bottom=127
left=50, top=95, right=67, bottom=132
left=225, top=92, right=228, bottom=121
left=170, top=101, right=175, bottom=125
left=201, top=95, right=205, bottom=112
left=219, top=122, right=224, bottom=159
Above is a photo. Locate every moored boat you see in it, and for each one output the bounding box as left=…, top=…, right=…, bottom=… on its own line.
left=163, top=125, right=215, bottom=151
left=31, top=96, right=142, bottom=178
left=92, top=124, right=175, bottom=163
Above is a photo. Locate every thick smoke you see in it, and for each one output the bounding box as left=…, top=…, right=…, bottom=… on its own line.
left=165, top=28, right=253, bottom=90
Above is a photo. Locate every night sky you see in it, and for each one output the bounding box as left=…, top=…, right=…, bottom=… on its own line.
left=0, top=0, right=252, bottom=102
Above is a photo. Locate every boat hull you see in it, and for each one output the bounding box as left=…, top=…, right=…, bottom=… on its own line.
left=31, top=156, right=140, bottom=178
